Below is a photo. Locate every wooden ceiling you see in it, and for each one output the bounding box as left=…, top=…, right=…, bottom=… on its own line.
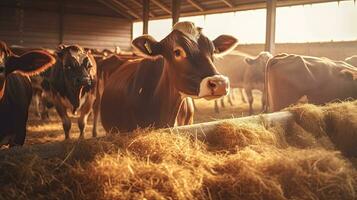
left=0, top=0, right=346, bottom=21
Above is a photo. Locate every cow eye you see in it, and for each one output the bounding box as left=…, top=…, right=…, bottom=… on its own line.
left=174, top=49, right=181, bottom=57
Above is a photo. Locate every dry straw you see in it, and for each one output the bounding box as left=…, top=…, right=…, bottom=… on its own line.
left=0, top=101, right=356, bottom=200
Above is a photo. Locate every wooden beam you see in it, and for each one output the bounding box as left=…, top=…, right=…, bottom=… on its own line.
left=265, top=0, right=276, bottom=54
left=151, top=0, right=171, bottom=14
left=128, top=0, right=155, bottom=17
left=133, top=0, right=340, bottom=21
left=186, top=0, right=204, bottom=11
left=97, top=0, right=133, bottom=20
left=143, top=0, right=149, bottom=34
left=172, top=0, right=181, bottom=26
left=58, top=0, right=64, bottom=44
left=220, top=0, right=234, bottom=7
left=111, top=0, right=141, bottom=19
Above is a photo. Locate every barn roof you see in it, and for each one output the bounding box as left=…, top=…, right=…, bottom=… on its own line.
left=0, top=0, right=347, bottom=21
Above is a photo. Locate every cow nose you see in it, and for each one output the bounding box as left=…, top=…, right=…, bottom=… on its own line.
left=76, top=77, right=91, bottom=86
left=198, top=75, right=230, bottom=100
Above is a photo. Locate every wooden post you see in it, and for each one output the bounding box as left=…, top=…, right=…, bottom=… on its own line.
left=265, top=0, right=276, bottom=54
left=59, top=0, right=64, bottom=44
left=172, top=0, right=181, bottom=26
left=143, top=0, right=150, bottom=34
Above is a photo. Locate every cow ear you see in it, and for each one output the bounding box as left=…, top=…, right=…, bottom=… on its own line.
left=56, top=44, right=66, bottom=57
left=213, top=35, right=238, bottom=56
left=132, top=35, right=160, bottom=58
left=5, top=50, right=55, bottom=76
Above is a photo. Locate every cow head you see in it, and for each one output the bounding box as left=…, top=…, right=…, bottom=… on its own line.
left=56, top=45, right=96, bottom=109
left=244, top=51, right=273, bottom=82
left=132, top=21, right=238, bottom=100
left=0, top=41, right=55, bottom=100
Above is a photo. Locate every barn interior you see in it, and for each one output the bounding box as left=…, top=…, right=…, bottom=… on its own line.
left=0, top=0, right=356, bottom=199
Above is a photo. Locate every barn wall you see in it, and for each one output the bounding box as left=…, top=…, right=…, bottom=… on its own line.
left=236, top=41, right=357, bottom=60
left=63, top=14, right=132, bottom=50
left=0, top=7, right=132, bottom=50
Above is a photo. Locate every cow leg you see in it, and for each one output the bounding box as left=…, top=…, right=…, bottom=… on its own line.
left=40, top=92, right=52, bottom=120
left=54, top=102, right=71, bottom=140
left=228, top=92, right=234, bottom=106
left=176, top=98, right=194, bottom=126
left=78, top=95, right=94, bottom=139
left=239, top=88, right=247, bottom=103
left=245, top=88, right=254, bottom=115
left=33, top=93, right=41, bottom=118
left=230, top=88, right=236, bottom=101
left=184, top=98, right=194, bottom=125
left=192, top=99, right=198, bottom=112
left=214, top=100, right=220, bottom=113
left=92, top=96, right=100, bottom=137
left=261, top=90, right=267, bottom=113
left=220, top=98, right=225, bottom=108
left=9, top=120, right=27, bottom=147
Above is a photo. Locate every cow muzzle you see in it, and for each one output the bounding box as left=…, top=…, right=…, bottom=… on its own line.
left=198, top=75, right=230, bottom=100
left=75, top=76, right=92, bottom=87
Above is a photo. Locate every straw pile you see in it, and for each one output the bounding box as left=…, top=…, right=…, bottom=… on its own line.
left=0, top=101, right=356, bottom=200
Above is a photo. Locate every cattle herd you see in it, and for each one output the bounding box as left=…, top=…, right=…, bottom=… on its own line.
left=0, top=21, right=356, bottom=147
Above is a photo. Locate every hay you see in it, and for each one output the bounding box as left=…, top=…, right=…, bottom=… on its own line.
left=287, top=101, right=357, bottom=157
left=1, top=101, right=357, bottom=200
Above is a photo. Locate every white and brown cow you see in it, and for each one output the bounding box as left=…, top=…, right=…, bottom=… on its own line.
left=42, top=45, right=97, bottom=139
left=265, top=53, right=357, bottom=112
left=214, top=51, right=272, bottom=114
left=100, top=21, right=238, bottom=133
left=0, top=41, right=55, bottom=147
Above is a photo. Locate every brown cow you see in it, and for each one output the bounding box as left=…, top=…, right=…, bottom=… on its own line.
left=42, top=45, right=97, bottom=139
left=345, top=55, right=357, bottom=67
left=214, top=51, right=272, bottom=114
left=92, top=54, right=141, bottom=136
left=265, top=53, right=357, bottom=112
left=0, top=41, right=55, bottom=147
left=100, top=22, right=238, bottom=133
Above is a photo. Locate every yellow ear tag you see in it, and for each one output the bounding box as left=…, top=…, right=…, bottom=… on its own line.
left=144, top=42, right=152, bottom=54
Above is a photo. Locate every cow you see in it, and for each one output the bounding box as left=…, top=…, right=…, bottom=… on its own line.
left=42, top=45, right=97, bottom=139
left=100, top=21, right=238, bottom=133
left=265, top=53, right=357, bottom=112
left=0, top=41, right=55, bottom=147
left=92, top=54, right=141, bottom=136
left=213, top=51, right=272, bottom=114
left=345, top=55, right=357, bottom=67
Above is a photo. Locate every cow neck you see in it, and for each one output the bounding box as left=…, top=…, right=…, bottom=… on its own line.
left=153, top=61, right=183, bottom=127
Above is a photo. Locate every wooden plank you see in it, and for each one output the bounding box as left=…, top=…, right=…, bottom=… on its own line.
left=265, top=0, right=276, bottom=54
left=111, top=0, right=141, bottom=19
left=172, top=0, right=181, bottom=26
left=143, top=0, right=150, bottom=34
left=186, top=0, right=204, bottom=11
left=0, top=112, right=294, bottom=159
left=219, top=0, right=234, bottom=7
left=97, top=0, right=133, bottom=20
left=128, top=0, right=155, bottom=17
left=151, top=0, right=171, bottom=14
